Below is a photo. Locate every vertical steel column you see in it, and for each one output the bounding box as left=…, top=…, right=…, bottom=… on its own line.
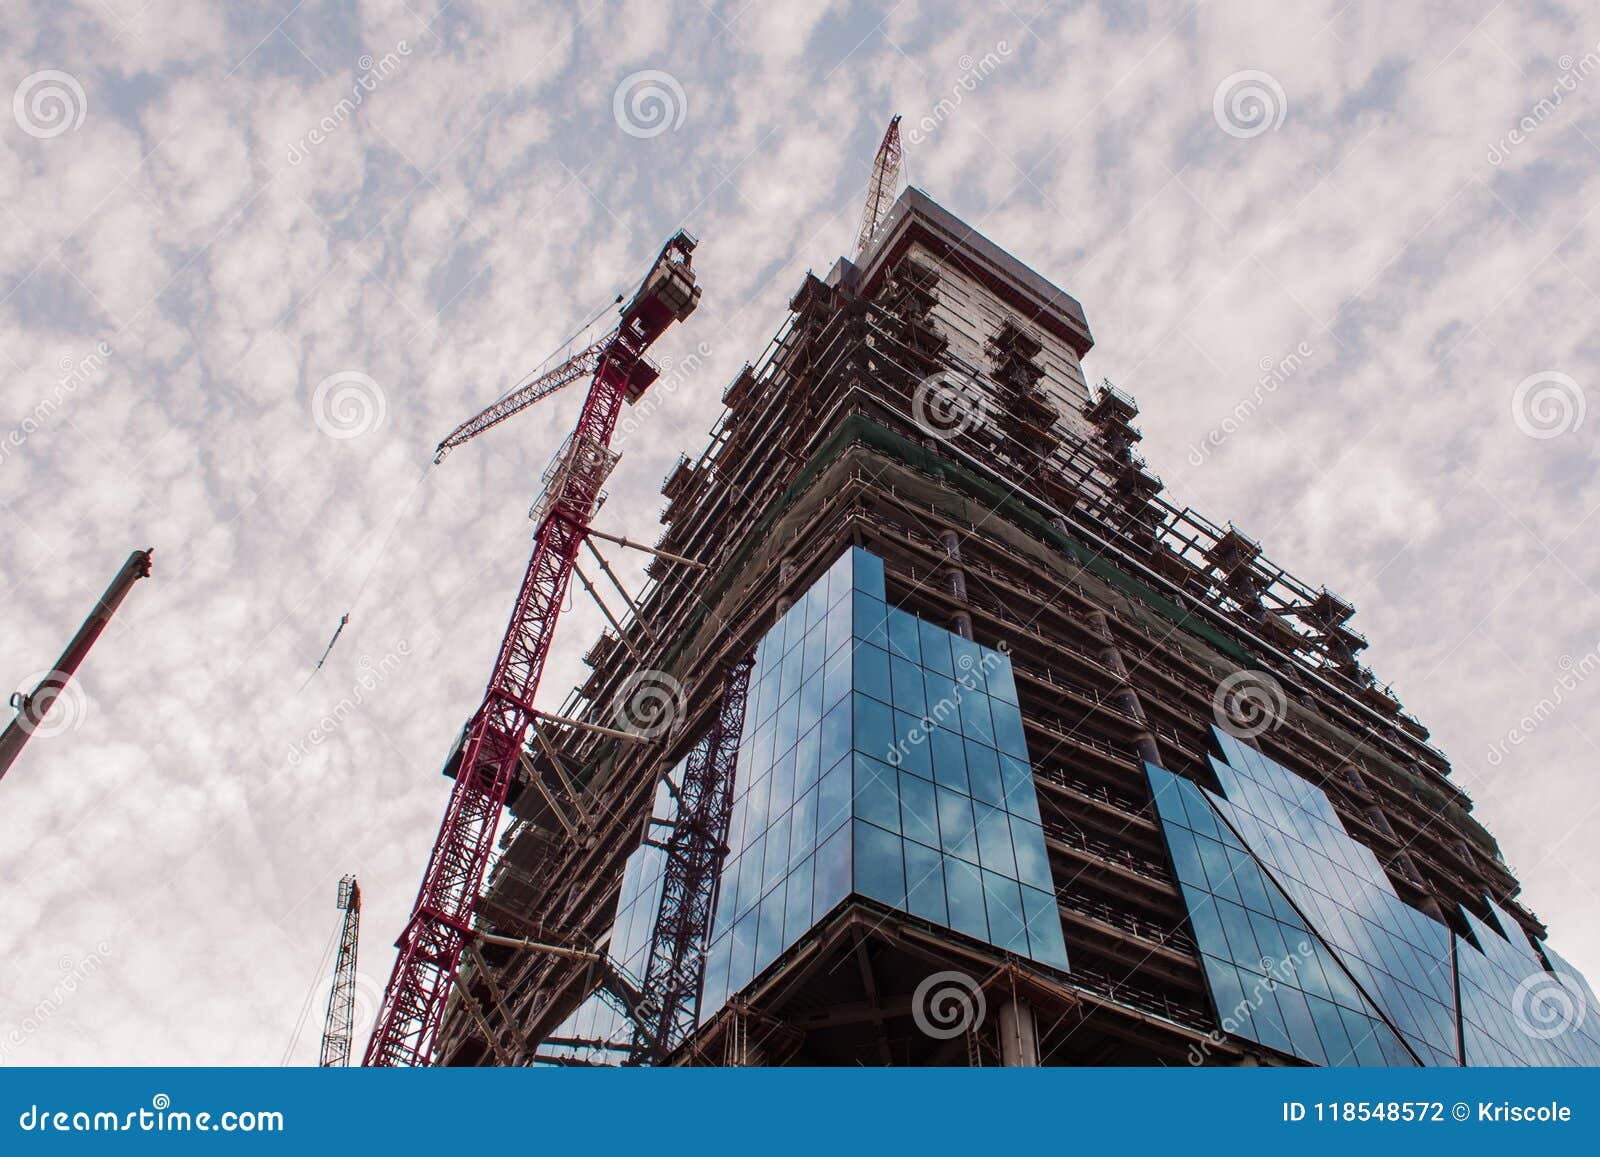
left=1084, top=608, right=1162, bottom=767
left=997, top=993, right=1040, bottom=1066
left=939, top=530, right=973, bottom=641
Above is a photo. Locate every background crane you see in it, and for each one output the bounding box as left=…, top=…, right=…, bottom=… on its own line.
left=1, top=548, right=153, bottom=783
left=854, top=114, right=903, bottom=256
left=364, top=232, right=702, bottom=1067
left=319, top=875, right=362, bottom=1067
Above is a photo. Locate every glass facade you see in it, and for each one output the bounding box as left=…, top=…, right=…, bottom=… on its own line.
left=1148, top=726, right=1600, bottom=1067
left=698, top=547, right=1065, bottom=1023
left=1457, top=902, right=1600, bottom=1066
left=1202, top=730, right=1457, bottom=1067
left=1148, top=763, right=1414, bottom=1066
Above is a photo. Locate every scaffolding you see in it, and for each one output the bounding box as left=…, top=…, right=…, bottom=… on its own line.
left=432, top=190, right=1523, bottom=1067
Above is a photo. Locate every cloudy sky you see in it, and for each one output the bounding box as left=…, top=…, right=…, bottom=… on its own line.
left=1, top=0, right=1597, bottom=1065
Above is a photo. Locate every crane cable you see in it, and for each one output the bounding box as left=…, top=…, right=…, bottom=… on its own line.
left=484, top=293, right=623, bottom=410
left=299, top=462, right=434, bottom=691
left=282, top=916, right=343, bottom=1065
left=298, top=277, right=632, bottom=687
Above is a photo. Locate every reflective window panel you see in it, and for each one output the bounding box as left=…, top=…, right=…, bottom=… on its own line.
left=1146, top=727, right=1600, bottom=1069
left=1203, top=729, right=1457, bottom=1067
left=1456, top=901, right=1600, bottom=1066
left=701, top=547, right=1066, bottom=1026
left=1147, top=763, right=1413, bottom=1067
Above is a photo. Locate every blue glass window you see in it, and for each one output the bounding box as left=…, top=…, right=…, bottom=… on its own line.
left=929, top=726, right=969, bottom=793
left=1147, top=739, right=1600, bottom=1069
left=854, top=642, right=892, bottom=705
left=695, top=546, right=1065, bottom=1031
left=936, top=787, right=979, bottom=863
left=900, top=771, right=941, bottom=849
left=854, top=820, right=906, bottom=908
left=853, top=754, right=901, bottom=833
left=887, top=608, right=921, bottom=663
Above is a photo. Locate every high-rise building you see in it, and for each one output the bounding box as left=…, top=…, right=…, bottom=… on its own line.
left=434, top=187, right=1599, bottom=1067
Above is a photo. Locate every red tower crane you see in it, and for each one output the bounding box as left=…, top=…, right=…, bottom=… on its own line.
left=364, top=232, right=701, bottom=1066
left=319, top=874, right=362, bottom=1067
left=854, top=114, right=903, bottom=257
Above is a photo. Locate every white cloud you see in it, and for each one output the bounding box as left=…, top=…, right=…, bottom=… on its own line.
left=2, top=0, right=1597, bottom=1063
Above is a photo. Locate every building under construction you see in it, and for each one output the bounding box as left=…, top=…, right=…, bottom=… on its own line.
left=420, top=176, right=1600, bottom=1068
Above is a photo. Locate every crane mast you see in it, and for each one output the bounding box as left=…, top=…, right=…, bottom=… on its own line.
left=1, top=548, right=153, bottom=783
left=629, top=657, right=753, bottom=1063
left=854, top=114, right=903, bottom=256
left=365, top=232, right=701, bottom=1066
left=319, top=875, right=362, bottom=1067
